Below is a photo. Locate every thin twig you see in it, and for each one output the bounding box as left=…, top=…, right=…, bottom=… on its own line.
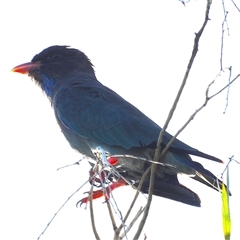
left=107, top=189, right=129, bottom=240
left=208, top=73, right=239, bottom=100
left=133, top=1, right=212, bottom=239
left=223, top=66, right=232, bottom=114
left=220, top=11, right=228, bottom=70
left=161, top=73, right=240, bottom=157
left=221, top=155, right=234, bottom=178
left=37, top=179, right=89, bottom=240
left=86, top=157, right=130, bottom=239
left=110, top=154, right=173, bottom=167
left=89, top=184, right=101, bottom=240
left=106, top=200, right=117, bottom=230
left=56, top=158, right=83, bottom=171
left=115, top=167, right=151, bottom=236
left=37, top=159, right=103, bottom=239
left=221, top=0, right=230, bottom=35
left=120, top=207, right=145, bottom=239
left=230, top=0, right=240, bottom=12
left=233, top=160, right=240, bottom=164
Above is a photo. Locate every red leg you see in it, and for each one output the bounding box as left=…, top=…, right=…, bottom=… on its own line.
left=77, top=178, right=127, bottom=207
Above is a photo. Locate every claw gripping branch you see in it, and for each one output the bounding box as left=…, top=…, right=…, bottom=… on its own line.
left=76, top=153, right=127, bottom=207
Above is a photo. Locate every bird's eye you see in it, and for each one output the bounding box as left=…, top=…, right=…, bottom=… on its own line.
left=49, top=51, right=62, bottom=60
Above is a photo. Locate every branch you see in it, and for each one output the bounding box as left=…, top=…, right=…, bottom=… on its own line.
left=221, top=155, right=234, bottom=178
left=230, top=0, right=240, bottom=12
left=223, top=66, right=232, bottom=114
left=133, top=1, right=213, bottom=239
left=56, top=157, right=83, bottom=171
left=106, top=200, right=117, bottom=232
left=89, top=185, right=101, bottom=240
left=161, top=73, right=240, bottom=157
left=37, top=178, right=89, bottom=240
left=115, top=167, right=150, bottom=238
left=220, top=11, right=228, bottom=71
left=120, top=207, right=145, bottom=239
left=115, top=167, right=150, bottom=236
left=208, top=73, right=239, bottom=100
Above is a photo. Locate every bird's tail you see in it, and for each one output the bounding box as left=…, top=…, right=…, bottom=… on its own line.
left=189, top=150, right=224, bottom=163
left=190, top=161, right=231, bottom=195
left=139, top=174, right=201, bottom=207
left=139, top=163, right=230, bottom=207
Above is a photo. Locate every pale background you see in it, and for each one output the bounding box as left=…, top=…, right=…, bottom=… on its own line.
left=1, top=1, right=240, bottom=239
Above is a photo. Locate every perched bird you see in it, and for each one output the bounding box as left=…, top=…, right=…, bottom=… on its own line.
left=12, top=45, right=226, bottom=207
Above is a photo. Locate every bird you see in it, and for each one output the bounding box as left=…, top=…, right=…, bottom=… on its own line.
left=12, top=45, right=227, bottom=207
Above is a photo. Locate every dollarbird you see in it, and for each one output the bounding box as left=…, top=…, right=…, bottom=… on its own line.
left=12, top=45, right=227, bottom=207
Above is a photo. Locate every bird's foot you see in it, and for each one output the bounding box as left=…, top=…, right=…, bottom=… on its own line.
left=88, top=157, right=119, bottom=186
left=76, top=155, right=124, bottom=207
left=76, top=178, right=126, bottom=207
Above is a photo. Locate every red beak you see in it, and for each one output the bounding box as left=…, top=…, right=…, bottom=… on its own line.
left=12, top=62, right=41, bottom=74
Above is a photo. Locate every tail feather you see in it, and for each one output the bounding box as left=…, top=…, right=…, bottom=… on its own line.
left=172, top=148, right=223, bottom=163
left=191, top=173, right=231, bottom=196
left=190, top=150, right=224, bottom=163
left=139, top=174, right=201, bottom=207
left=190, top=161, right=231, bottom=195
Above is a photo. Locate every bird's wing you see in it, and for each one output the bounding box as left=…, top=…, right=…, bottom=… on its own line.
left=54, top=79, right=160, bottom=149
left=54, top=76, right=222, bottom=162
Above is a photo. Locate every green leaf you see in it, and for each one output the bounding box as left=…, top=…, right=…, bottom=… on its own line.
left=222, top=178, right=231, bottom=240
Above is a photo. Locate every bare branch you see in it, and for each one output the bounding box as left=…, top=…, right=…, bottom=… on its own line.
left=106, top=200, right=117, bottom=231
left=208, top=73, right=239, bottom=100
left=161, top=72, right=240, bottom=157
left=37, top=179, right=89, bottom=240
left=233, top=159, right=240, bottom=164
left=120, top=207, right=145, bottom=239
left=56, top=158, right=83, bottom=171
left=230, top=0, right=240, bottom=12
left=115, top=167, right=151, bottom=236
left=221, top=0, right=230, bottom=35
left=89, top=185, right=101, bottom=240
left=133, top=1, right=213, bottom=239
left=223, top=66, right=232, bottom=114
left=220, top=0, right=230, bottom=71
left=221, top=155, right=234, bottom=178
left=220, top=11, right=228, bottom=70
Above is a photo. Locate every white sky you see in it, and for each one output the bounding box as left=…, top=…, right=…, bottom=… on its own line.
left=1, top=1, right=240, bottom=239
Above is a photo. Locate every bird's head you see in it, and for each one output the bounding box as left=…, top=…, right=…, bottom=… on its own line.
left=12, top=45, right=95, bottom=97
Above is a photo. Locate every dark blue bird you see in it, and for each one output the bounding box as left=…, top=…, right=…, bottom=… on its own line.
left=12, top=45, right=226, bottom=207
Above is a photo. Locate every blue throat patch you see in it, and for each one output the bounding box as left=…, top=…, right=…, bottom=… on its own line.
left=41, top=74, right=56, bottom=97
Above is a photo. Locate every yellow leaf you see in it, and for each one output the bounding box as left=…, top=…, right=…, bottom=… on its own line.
left=222, top=183, right=231, bottom=240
